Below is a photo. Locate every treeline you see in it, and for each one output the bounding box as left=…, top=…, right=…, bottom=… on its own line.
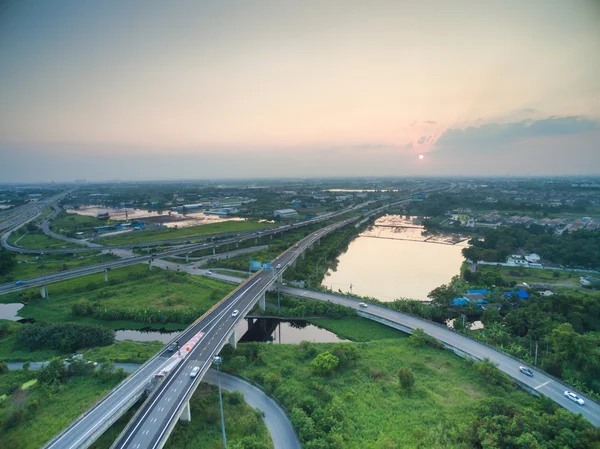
left=464, top=225, right=600, bottom=269
left=0, top=249, right=16, bottom=277
left=469, top=397, right=600, bottom=448
left=262, top=294, right=355, bottom=319
left=92, top=306, right=206, bottom=324
left=18, top=322, right=114, bottom=352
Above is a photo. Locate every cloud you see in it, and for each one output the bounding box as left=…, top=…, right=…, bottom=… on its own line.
left=422, top=120, right=437, bottom=125
left=417, top=135, right=437, bottom=145
left=435, top=116, right=599, bottom=148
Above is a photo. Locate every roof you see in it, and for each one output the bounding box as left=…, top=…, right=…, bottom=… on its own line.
left=451, top=298, right=469, bottom=306
left=505, top=290, right=530, bottom=299
left=274, top=209, right=298, bottom=214
left=467, top=289, right=489, bottom=295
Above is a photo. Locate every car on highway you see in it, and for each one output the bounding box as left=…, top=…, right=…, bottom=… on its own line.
left=519, top=366, right=533, bottom=377
left=276, top=263, right=281, bottom=269
left=231, top=310, right=239, bottom=317
left=294, top=243, right=299, bottom=248
left=206, top=270, right=212, bottom=275
left=192, top=265, right=197, bottom=269
left=359, top=302, right=368, bottom=308
left=564, top=391, right=585, bottom=405
left=190, top=366, right=200, bottom=378
left=14, top=281, right=25, bottom=286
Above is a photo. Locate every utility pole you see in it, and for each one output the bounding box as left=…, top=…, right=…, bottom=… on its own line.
left=534, top=341, right=538, bottom=366
left=213, top=356, right=227, bottom=448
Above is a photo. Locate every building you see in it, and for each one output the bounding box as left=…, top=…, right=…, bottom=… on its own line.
left=273, top=209, right=299, bottom=219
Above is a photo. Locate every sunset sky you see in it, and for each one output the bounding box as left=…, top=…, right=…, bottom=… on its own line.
left=1, top=0, right=599, bottom=181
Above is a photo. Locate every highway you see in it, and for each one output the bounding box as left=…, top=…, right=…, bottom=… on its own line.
left=110, top=221, right=352, bottom=449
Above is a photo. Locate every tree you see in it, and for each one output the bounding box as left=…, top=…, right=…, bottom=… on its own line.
left=0, top=360, right=8, bottom=374
left=0, top=249, right=17, bottom=277
left=38, top=358, right=66, bottom=385
left=397, top=368, right=415, bottom=391
left=310, top=351, right=339, bottom=376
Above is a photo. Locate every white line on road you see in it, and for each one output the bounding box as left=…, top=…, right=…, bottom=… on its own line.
left=535, top=380, right=552, bottom=390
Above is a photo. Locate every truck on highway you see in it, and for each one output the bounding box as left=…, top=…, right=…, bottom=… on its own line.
left=155, top=358, right=182, bottom=379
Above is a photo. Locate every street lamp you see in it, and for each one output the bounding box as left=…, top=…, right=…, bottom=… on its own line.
left=213, top=355, right=227, bottom=448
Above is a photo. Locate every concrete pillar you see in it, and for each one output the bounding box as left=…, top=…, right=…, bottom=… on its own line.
left=259, top=293, right=266, bottom=311
left=213, top=247, right=216, bottom=256
left=104, top=270, right=108, bottom=282
left=40, top=286, right=47, bottom=299
left=301, top=252, right=305, bottom=259
left=278, top=273, right=283, bottom=283
left=236, top=242, right=239, bottom=248
left=180, top=401, right=191, bottom=422
left=228, top=331, right=237, bottom=349
left=148, top=260, right=152, bottom=271
left=186, top=253, right=189, bottom=263
left=292, top=259, right=296, bottom=268
left=317, top=239, right=321, bottom=246
left=270, top=234, right=273, bottom=240
left=255, top=237, right=258, bottom=244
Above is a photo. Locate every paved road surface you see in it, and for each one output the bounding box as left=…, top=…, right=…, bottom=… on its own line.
left=7, top=363, right=298, bottom=449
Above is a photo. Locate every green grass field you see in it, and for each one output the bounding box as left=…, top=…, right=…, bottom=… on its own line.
left=0, top=373, right=122, bottom=449
left=50, top=211, right=111, bottom=235
left=476, top=263, right=585, bottom=285
left=309, top=316, right=409, bottom=341
left=1, top=265, right=235, bottom=328
left=222, top=339, right=554, bottom=448
left=0, top=252, right=119, bottom=283
left=8, top=228, right=80, bottom=250
left=99, top=220, right=275, bottom=246
left=83, top=340, right=164, bottom=364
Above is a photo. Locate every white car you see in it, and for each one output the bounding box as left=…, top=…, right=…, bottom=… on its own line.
left=190, top=366, right=200, bottom=378
left=206, top=270, right=212, bottom=275
left=359, top=302, right=368, bottom=308
left=231, top=310, right=239, bottom=317
left=564, top=391, right=585, bottom=405
left=276, top=263, right=281, bottom=269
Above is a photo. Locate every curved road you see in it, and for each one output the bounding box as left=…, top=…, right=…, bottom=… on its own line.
left=6, top=363, right=298, bottom=449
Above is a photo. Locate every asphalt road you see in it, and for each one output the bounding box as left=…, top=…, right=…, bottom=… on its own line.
left=7, top=363, right=299, bottom=449
left=111, top=221, right=351, bottom=449
left=203, top=370, right=301, bottom=449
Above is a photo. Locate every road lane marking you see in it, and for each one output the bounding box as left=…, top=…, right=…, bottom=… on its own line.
left=535, top=380, right=552, bottom=390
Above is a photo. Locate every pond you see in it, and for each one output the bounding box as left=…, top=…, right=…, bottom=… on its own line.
left=323, top=214, right=468, bottom=301
left=0, top=303, right=25, bottom=321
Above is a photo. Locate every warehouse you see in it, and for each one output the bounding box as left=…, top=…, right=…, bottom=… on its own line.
left=273, top=208, right=299, bottom=219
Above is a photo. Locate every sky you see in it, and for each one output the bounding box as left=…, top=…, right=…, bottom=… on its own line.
left=0, top=0, right=599, bottom=182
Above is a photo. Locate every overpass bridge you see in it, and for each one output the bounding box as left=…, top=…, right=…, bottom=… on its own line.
left=41, top=218, right=358, bottom=449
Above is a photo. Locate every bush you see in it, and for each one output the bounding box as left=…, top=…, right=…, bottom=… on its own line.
left=398, top=368, right=415, bottom=391
left=310, top=351, right=339, bottom=376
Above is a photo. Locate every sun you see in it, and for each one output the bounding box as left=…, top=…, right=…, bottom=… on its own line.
left=418, top=154, right=424, bottom=160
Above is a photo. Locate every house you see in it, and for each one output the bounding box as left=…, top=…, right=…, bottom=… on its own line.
left=273, top=209, right=299, bottom=219
left=505, top=290, right=530, bottom=299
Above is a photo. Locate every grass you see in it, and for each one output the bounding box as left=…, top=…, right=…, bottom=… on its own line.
left=91, top=384, right=273, bottom=449
left=0, top=373, right=122, bottom=449
left=2, top=265, right=235, bottom=328
left=50, top=211, right=110, bottom=235
left=309, top=316, right=408, bottom=342
left=0, top=252, right=119, bottom=283
left=8, top=228, right=80, bottom=250
left=476, top=264, right=585, bottom=285
left=212, top=268, right=250, bottom=278
left=99, top=220, right=275, bottom=246
left=222, top=339, right=546, bottom=449
left=82, top=340, right=164, bottom=364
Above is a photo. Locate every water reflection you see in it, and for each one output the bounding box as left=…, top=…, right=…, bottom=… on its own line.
left=323, top=215, right=468, bottom=302
left=0, top=303, right=24, bottom=321
left=115, top=329, right=178, bottom=343
left=236, top=318, right=347, bottom=344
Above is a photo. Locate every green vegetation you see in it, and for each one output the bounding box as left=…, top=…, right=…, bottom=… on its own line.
left=212, top=268, right=250, bottom=278
left=18, top=322, right=114, bottom=352
left=0, top=364, right=124, bottom=449
left=82, top=340, right=164, bottom=364
left=3, top=265, right=235, bottom=327
left=50, top=211, right=109, bottom=237
left=309, top=317, right=408, bottom=342
left=0, top=252, right=119, bottom=284
left=0, top=320, right=61, bottom=362
left=463, top=225, right=600, bottom=269
left=221, top=338, right=599, bottom=448
left=100, top=220, right=274, bottom=246
left=92, top=384, right=273, bottom=449
left=7, top=226, right=79, bottom=250
left=258, top=293, right=355, bottom=319
left=474, top=263, right=584, bottom=286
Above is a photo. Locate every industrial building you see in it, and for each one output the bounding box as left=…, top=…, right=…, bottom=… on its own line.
left=273, top=208, right=299, bottom=219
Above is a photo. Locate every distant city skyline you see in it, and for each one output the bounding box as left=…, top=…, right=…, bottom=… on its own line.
left=1, top=0, right=599, bottom=182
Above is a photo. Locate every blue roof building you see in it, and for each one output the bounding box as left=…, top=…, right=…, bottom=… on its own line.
left=451, top=298, right=469, bottom=306
left=467, top=289, right=489, bottom=295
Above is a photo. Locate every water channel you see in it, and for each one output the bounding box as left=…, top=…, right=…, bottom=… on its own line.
left=323, top=215, right=468, bottom=301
